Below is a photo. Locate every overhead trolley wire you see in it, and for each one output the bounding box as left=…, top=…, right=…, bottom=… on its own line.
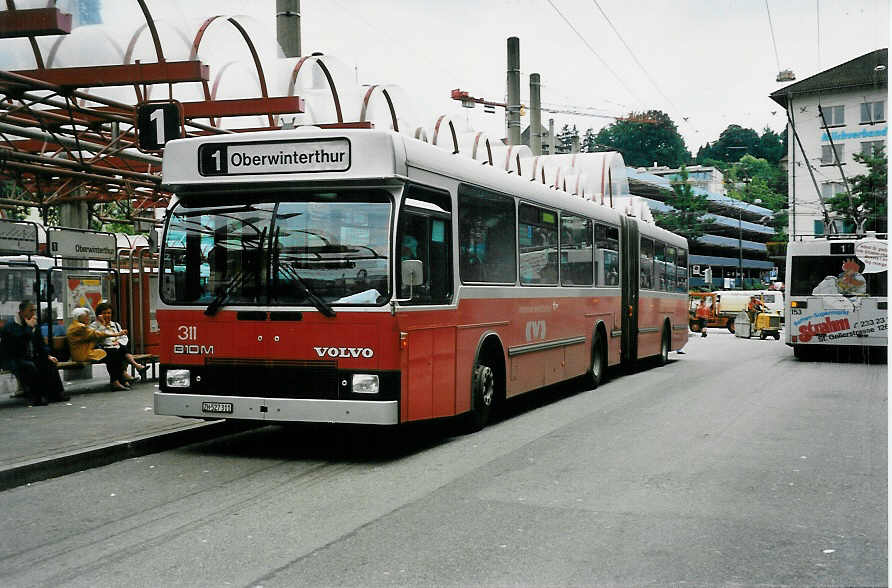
left=590, top=0, right=676, bottom=112
left=545, top=0, right=644, bottom=108
left=764, top=0, right=782, bottom=73
left=587, top=0, right=701, bottom=136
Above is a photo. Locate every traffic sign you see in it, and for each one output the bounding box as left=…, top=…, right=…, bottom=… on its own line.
left=136, top=101, right=184, bottom=151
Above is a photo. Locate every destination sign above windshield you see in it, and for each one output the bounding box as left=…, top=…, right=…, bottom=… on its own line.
left=198, top=138, right=351, bottom=176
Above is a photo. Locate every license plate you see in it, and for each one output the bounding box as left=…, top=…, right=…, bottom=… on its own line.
left=201, top=402, right=233, bottom=414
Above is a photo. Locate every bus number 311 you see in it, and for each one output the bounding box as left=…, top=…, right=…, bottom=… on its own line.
left=178, top=325, right=198, bottom=341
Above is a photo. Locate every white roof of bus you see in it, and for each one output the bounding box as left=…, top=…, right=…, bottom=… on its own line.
left=162, top=127, right=687, bottom=251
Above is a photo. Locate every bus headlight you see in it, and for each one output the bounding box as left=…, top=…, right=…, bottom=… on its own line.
left=166, top=369, right=191, bottom=388
left=352, top=374, right=379, bottom=394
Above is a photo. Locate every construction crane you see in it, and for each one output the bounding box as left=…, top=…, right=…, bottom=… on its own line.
left=450, top=89, right=657, bottom=123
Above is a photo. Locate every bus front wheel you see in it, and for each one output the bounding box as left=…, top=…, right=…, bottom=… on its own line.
left=727, top=319, right=735, bottom=334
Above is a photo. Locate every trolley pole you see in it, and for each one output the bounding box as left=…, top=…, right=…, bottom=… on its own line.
left=506, top=37, right=521, bottom=146
left=276, top=0, right=301, bottom=58
left=530, top=73, right=542, bottom=155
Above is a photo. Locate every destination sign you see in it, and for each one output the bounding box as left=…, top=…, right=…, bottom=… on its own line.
left=48, top=228, right=116, bottom=261
left=198, top=138, right=351, bottom=176
left=0, top=220, right=38, bottom=254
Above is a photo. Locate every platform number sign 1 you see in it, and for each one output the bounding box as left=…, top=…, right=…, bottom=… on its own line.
left=136, top=102, right=183, bottom=151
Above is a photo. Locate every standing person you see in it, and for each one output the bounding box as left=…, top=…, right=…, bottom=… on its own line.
left=0, top=300, right=68, bottom=405
left=67, top=307, right=129, bottom=391
left=91, top=301, right=146, bottom=383
left=695, top=299, right=710, bottom=338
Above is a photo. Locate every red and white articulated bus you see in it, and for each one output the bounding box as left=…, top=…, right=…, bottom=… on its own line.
left=154, top=127, right=689, bottom=430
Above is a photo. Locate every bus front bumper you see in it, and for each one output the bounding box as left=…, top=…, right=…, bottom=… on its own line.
left=154, top=392, right=399, bottom=425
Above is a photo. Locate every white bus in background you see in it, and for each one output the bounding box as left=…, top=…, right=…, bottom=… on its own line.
left=785, top=235, right=887, bottom=360
left=714, top=289, right=785, bottom=316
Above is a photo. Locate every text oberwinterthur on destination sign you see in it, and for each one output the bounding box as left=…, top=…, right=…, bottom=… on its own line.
left=227, top=140, right=350, bottom=174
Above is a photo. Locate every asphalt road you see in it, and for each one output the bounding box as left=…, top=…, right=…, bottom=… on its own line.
left=0, top=331, right=886, bottom=586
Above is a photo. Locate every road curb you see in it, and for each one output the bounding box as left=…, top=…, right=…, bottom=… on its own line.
left=0, top=420, right=245, bottom=492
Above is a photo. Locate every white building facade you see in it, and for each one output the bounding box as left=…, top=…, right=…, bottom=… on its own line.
left=771, top=49, right=887, bottom=238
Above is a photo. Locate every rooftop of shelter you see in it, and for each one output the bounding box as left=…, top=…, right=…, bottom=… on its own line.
left=627, top=168, right=774, bottom=220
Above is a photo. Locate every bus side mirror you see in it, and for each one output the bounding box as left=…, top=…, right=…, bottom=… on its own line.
left=401, top=259, right=423, bottom=288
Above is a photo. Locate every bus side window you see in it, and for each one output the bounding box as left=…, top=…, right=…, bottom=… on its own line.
left=458, top=185, right=516, bottom=284
left=654, top=241, right=667, bottom=291
left=428, top=219, right=451, bottom=301
left=676, top=249, right=688, bottom=292
left=398, top=191, right=453, bottom=304
left=560, top=213, right=593, bottom=286
left=640, top=237, right=654, bottom=290
left=666, top=246, right=676, bottom=292
left=519, top=203, right=558, bottom=285
left=594, top=224, right=620, bottom=286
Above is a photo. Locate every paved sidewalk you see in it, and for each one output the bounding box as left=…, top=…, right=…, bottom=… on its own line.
left=0, top=372, right=235, bottom=491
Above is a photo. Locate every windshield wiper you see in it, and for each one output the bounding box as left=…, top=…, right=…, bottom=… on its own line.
left=279, top=263, right=337, bottom=318
left=204, top=271, right=246, bottom=316
left=205, top=227, right=268, bottom=316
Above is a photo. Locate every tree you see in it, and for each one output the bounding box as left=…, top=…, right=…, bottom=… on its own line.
left=696, top=124, right=759, bottom=163
left=696, top=125, right=786, bottom=165
left=95, top=200, right=138, bottom=235
left=1, top=182, right=31, bottom=221
left=755, top=127, right=786, bottom=165
left=653, top=166, right=713, bottom=242
left=724, top=154, right=785, bottom=206
left=827, top=147, right=887, bottom=232
left=581, top=127, right=599, bottom=153
left=723, top=154, right=787, bottom=241
left=593, top=110, right=690, bottom=167
left=555, top=124, right=579, bottom=153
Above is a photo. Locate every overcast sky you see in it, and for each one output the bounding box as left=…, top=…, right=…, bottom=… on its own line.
left=97, top=0, right=889, bottom=153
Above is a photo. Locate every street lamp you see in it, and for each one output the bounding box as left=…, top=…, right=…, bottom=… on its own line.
left=738, top=198, right=761, bottom=289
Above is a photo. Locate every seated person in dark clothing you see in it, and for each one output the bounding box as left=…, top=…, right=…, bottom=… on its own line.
left=0, top=300, right=67, bottom=405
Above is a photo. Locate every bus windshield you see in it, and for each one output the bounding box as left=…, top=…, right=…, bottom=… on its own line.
left=790, top=255, right=887, bottom=297
left=161, top=190, right=392, bottom=307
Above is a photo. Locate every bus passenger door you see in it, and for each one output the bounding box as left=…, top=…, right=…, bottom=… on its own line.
left=396, top=185, right=456, bottom=421
left=619, top=217, right=639, bottom=364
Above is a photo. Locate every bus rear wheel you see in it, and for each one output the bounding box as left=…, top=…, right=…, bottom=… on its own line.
left=586, top=331, right=607, bottom=389
left=657, top=327, right=670, bottom=366
left=727, top=319, right=735, bottom=334
left=468, top=360, right=495, bottom=431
